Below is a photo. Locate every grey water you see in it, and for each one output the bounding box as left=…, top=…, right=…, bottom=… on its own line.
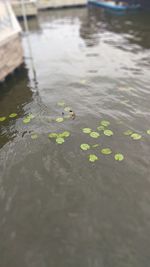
left=0, top=7, right=150, bottom=267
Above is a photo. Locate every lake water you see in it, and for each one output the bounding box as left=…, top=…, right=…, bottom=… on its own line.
left=0, top=7, right=150, bottom=267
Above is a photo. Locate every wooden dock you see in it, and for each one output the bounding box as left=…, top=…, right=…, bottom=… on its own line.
left=0, top=1, right=23, bottom=82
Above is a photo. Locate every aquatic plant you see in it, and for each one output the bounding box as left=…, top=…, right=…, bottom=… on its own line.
left=31, top=134, right=38, bottom=140
left=56, top=117, right=64, bottom=123
left=92, top=144, right=99, bottom=148
left=97, top=125, right=105, bottom=131
left=90, top=132, right=100, bottom=138
left=123, top=130, right=133, bottom=136
left=101, top=148, right=112, bottom=155
left=57, top=101, right=65, bottom=107
left=82, top=128, right=92, bottom=134
left=80, top=144, right=90, bottom=151
left=23, top=117, right=31, bottom=124
left=61, top=131, right=70, bottom=137
left=101, top=120, right=110, bottom=127
left=114, top=153, right=124, bottom=161
left=0, top=117, right=6, bottom=122
left=64, top=107, right=71, bottom=112
left=56, top=137, right=65, bottom=144
left=9, top=113, right=17, bottom=118
left=88, top=154, right=98, bottom=162
left=131, top=133, right=142, bottom=140
left=104, top=130, right=113, bottom=136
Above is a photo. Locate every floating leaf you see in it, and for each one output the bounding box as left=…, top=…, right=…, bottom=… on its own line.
left=90, top=132, right=100, bottom=138
left=0, top=117, right=6, bottom=122
left=80, top=79, right=86, bottom=84
left=101, top=148, right=112, bottom=155
left=23, top=117, right=31, bottom=124
left=146, top=130, right=150, bottom=135
left=31, top=134, right=38, bottom=140
left=101, top=120, right=110, bottom=127
left=80, top=144, right=90, bottom=151
left=57, top=101, right=65, bottom=107
left=64, top=107, right=71, bottom=112
left=56, top=117, right=64, bottom=123
left=64, top=115, right=70, bottom=119
left=88, top=154, right=98, bottom=162
left=124, top=130, right=133, bottom=136
left=57, top=133, right=64, bottom=138
left=104, top=130, right=113, bottom=136
left=92, top=144, right=99, bottom=148
left=82, top=128, right=92, bottom=134
left=61, top=131, right=70, bottom=138
left=27, top=114, right=35, bottom=119
left=9, top=113, right=17, bottom=118
left=48, top=133, right=58, bottom=138
left=131, top=133, right=142, bottom=140
left=97, top=125, right=105, bottom=131
left=115, top=153, right=124, bottom=161
left=56, top=137, right=65, bottom=144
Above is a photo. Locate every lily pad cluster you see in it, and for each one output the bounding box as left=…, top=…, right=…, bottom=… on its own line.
left=82, top=120, right=114, bottom=139
left=98, top=120, right=114, bottom=136
left=124, top=130, right=142, bottom=140
left=57, top=100, right=75, bottom=120
left=0, top=113, right=18, bottom=122
left=23, top=114, right=35, bottom=124
left=31, top=134, right=38, bottom=140
left=82, top=128, right=100, bottom=139
left=48, top=131, right=70, bottom=144
left=80, top=141, right=124, bottom=163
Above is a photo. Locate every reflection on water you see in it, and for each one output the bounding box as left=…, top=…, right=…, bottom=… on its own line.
left=0, top=7, right=150, bottom=267
left=0, top=66, right=33, bottom=148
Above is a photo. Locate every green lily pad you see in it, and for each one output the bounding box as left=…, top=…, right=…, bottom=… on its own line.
left=92, top=144, right=99, bottom=148
left=146, top=130, right=150, bottom=135
left=23, top=117, right=31, bottom=124
left=31, top=134, right=38, bottom=140
left=0, top=117, right=6, bottom=122
left=48, top=133, right=58, bottom=138
left=82, top=128, right=92, bottom=134
left=114, top=153, right=124, bottom=161
left=56, top=137, right=65, bottom=144
left=97, top=125, right=105, bottom=131
left=57, top=101, right=65, bottom=107
left=104, top=130, right=113, bottom=136
left=131, top=133, right=142, bottom=140
left=56, top=117, right=64, bottom=123
left=64, top=115, right=70, bottom=119
left=80, top=79, right=86, bottom=84
left=101, top=148, right=112, bottom=155
left=80, top=144, right=90, bottom=151
left=27, top=114, right=35, bottom=119
left=90, top=132, right=100, bottom=138
left=64, top=107, right=71, bottom=112
left=124, top=130, right=133, bottom=136
left=9, top=113, right=17, bottom=118
left=101, top=120, right=110, bottom=127
left=61, top=131, right=70, bottom=138
left=88, top=154, right=98, bottom=162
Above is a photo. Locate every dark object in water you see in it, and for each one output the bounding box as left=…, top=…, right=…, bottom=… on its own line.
left=22, top=130, right=32, bottom=138
left=69, top=110, right=76, bottom=120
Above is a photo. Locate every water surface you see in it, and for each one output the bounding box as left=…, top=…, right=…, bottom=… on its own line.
left=0, top=7, right=150, bottom=267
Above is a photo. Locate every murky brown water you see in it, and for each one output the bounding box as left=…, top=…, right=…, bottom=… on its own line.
left=0, top=7, right=150, bottom=267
